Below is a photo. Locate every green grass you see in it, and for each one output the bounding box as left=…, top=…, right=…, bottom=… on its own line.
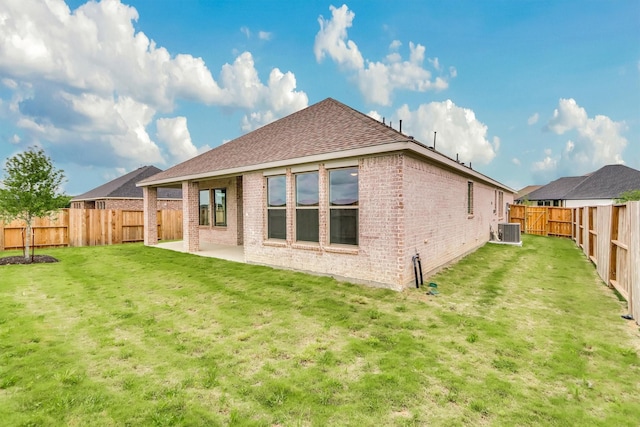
left=0, top=235, right=638, bottom=426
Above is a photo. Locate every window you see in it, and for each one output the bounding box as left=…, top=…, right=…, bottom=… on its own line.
left=295, top=172, right=319, bottom=242
left=214, top=188, right=226, bottom=226
left=267, top=176, right=286, bottom=239
left=199, top=190, right=210, bottom=226
left=467, top=182, right=474, bottom=215
left=498, top=191, right=504, bottom=217
left=329, top=168, right=358, bottom=245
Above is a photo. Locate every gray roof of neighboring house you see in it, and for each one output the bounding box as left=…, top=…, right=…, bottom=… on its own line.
left=565, top=164, right=640, bottom=199
left=139, top=98, right=515, bottom=192
left=72, top=166, right=182, bottom=201
left=524, top=176, right=587, bottom=201
left=521, top=164, right=640, bottom=201
left=516, top=185, right=543, bottom=200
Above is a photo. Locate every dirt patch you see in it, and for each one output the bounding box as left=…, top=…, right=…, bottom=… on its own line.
left=0, top=255, right=59, bottom=265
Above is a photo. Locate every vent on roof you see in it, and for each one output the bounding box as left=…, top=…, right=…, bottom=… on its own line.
left=498, top=223, right=521, bottom=244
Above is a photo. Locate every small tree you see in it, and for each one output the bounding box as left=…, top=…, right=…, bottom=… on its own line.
left=615, top=189, right=640, bottom=203
left=0, top=148, right=71, bottom=260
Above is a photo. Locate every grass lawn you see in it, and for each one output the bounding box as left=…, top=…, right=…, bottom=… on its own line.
left=0, top=235, right=639, bottom=426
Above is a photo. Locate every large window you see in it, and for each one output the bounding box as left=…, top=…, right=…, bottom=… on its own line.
left=214, top=188, right=226, bottom=226
left=329, top=168, right=358, bottom=245
left=467, top=182, right=474, bottom=215
left=295, top=172, right=319, bottom=242
left=199, top=189, right=210, bottom=226
left=267, top=176, right=286, bottom=239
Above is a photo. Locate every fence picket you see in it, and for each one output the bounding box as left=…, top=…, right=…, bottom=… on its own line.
left=511, top=203, right=639, bottom=325
left=0, top=208, right=182, bottom=250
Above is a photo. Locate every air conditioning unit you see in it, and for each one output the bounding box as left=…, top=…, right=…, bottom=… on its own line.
left=498, top=223, right=521, bottom=244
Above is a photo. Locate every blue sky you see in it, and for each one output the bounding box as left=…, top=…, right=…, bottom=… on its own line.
left=0, top=0, right=638, bottom=195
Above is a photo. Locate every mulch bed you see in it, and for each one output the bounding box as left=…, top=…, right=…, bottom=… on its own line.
left=0, top=255, right=59, bottom=265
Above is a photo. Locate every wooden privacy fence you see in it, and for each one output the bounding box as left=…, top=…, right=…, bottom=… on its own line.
left=509, top=205, right=573, bottom=237
left=573, top=202, right=640, bottom=323
left=0, top=208, right=182, bottom=250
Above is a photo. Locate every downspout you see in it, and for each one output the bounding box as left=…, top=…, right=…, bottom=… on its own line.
left=412, top=253, right=423, bottom=288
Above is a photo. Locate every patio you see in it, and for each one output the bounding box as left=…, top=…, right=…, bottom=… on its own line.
left=156, top=240, right=245, bottom=263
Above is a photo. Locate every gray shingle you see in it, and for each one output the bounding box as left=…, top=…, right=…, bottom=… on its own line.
left=72, top=166, right=182, bottom=201
left=524, top=176, right=586, bottom=201
left=565, top=164, right=640, bottom=199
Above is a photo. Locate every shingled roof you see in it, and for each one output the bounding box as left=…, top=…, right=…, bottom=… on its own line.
left=140, top=98, right=409, bottom=186
left=523, top=176, right=586, bottom=201
left=72, top=166, right=182, bottom=201
left=565, top=164, right=640, bottom=199
left=516, top=185, right=543, bottom=200
left=521, top=164, right=640, bottom=202
left=138, top=98, right=514, bottom=192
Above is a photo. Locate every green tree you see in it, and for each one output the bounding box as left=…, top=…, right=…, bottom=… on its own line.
left=0, top=148, right=71, bottom=260
left=615, top=189, right=640, bottom=203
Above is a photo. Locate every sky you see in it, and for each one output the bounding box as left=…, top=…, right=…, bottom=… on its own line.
left=0, top=0, right=638, bottom=195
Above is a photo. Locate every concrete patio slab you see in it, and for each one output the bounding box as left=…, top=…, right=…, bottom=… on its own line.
left=155, top=240, right=245, bottom=263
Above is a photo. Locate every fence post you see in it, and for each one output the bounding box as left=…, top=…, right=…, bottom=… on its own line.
left=630, top=201, right=640, bottom=323
left=0, top=220, right=4, bottom=251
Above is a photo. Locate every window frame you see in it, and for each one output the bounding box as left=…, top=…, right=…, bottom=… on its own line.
left=467, top=181, right=474, bottom=216
left=295, top=171, right=319, bottom=243
left=199, top=189, right=210, bottom=226
left=213, top=188, right=227, bottom=227
left=328, top=167, right=359, bottom=246
left=266, top=175, right=287, bottom=240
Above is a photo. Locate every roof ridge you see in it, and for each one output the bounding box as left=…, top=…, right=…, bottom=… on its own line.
left=327, top=97, right=409, bottom=139
left=108, top=166, right=156, bottom=197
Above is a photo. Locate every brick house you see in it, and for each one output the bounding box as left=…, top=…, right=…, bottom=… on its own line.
left=71, top=166, right=182, bottom=210
left=139, top=98, right=515, bottom=290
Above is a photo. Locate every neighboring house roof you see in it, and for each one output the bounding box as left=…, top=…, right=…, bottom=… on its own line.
left=516, top=185, right=543, bottom=200
left=564, top=164, right=640, bottom=200
left=139, top=98, right=514, bottom=192
left=521, top=164, right=640, bottom=202
left=72, top=166, right=182, bottom=201
left=523, top=176, right=586, bottom=201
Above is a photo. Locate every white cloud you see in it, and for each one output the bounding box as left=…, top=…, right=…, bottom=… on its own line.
left=527, top=112, right=539, bottom=125
left=10, top=134, right=20, bottom=144
left=396, top=100, right=497, bottom=165
left=512, top=158, right=521, bottom=166
left=0, top=0, right=308, bottom=169
left=542, top=98, right=627, bottom=173
left=492, top=136, right=500, bottom=151
left=258, top=31, right=272, bottom=41
left=2, top=78, right=18, bottom=89
left=546, top=98, right=588, bottom=134
left=367, top=110, right=382, bottom=121
left=314, top=4, right=364, bottom=70
left=314, top=4, right=452, bottom=105
left=240, top=26, right=250, bottom=38
left=156, top=116, right=207, bottom=163
left=532, top=154, right=558, bottom=172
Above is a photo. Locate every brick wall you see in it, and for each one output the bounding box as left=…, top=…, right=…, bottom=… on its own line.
left=104, top=198, right=181, bottom=211
left=182, top=181, right=200, bottom=252
left=198, top=177, right=242, bottom=246
left=142, top=187, right=158, bottom=246
left=402, top=155, right=507, bottom=287
left=243, top=155, right=406, bottom=290
left=241, top=153, right=515, bottom=290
